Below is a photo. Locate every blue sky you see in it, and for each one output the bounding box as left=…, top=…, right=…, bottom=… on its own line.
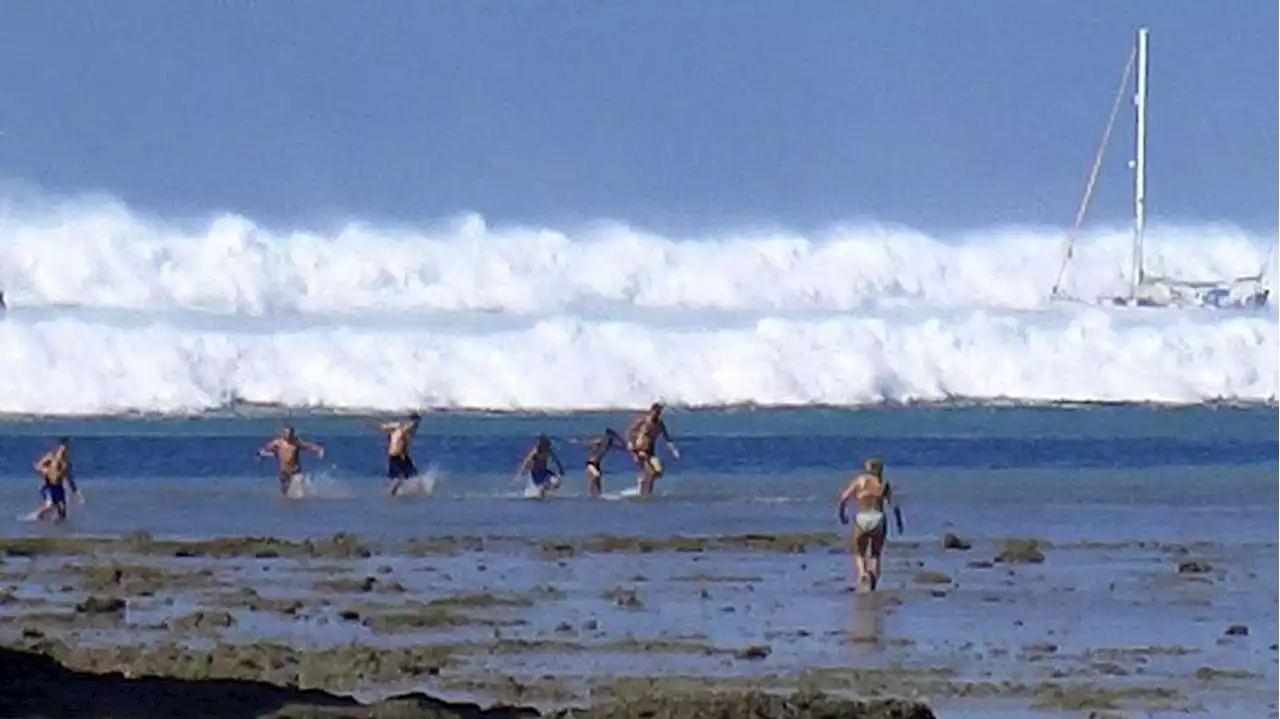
left=0, top=1, right=1274, bottom=232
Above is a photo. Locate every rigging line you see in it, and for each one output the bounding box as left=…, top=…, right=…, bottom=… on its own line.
left=1051, top=46, right=1137, bottom=298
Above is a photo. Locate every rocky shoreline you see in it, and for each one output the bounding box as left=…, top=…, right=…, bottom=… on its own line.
left=0, top=645, right=935, bottom=719
left=0, top=531, right=1272, bottom=718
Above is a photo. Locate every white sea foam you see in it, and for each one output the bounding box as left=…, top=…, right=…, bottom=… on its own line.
left=0, top=197, right=1274, bottom=414
left=0, top=309, right=1272, bottom=415
left=283, top=471, right=354, bottom=499
left=0, top=197, right=1273, bottom=315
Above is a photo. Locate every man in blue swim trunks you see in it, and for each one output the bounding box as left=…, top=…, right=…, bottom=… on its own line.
left=518, top=435, right=565, bottom=498
left=33, top=437, right=84, bottom=521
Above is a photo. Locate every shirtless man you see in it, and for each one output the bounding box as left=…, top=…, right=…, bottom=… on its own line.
left=837, top=457, right=905, bottom=591
left=518, top=434, right=565, bottom=499
left=33, top=437, right=84, bottom=521
left=575, top=427, right=625, bottom=498
left=626, top=403, right=680, bottom=496
left=377, top=412, right=422, bottom=496
left=257, top=426, right=325, bottom=497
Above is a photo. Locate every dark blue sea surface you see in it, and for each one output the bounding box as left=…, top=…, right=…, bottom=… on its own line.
left=0, top=405, right=1274, bottom=544
left=0, top=404, right=1275, bottom=719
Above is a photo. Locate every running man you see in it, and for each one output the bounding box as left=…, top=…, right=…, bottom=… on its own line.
left=837, top=457, right=904, bottom=591
left=377, top=412, right=422, bottom=496
left=257, top=426, right=325, bottom=497
left=626, top=402, right=680, bottom=496
left=518, top=434, right=565, bottom=499
left=575, top=427, right=625, bottom=498
left=33, top=437, right=84, bottom=521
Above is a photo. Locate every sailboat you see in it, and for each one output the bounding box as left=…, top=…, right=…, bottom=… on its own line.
left=1049, top=28, right=1270, bottom=310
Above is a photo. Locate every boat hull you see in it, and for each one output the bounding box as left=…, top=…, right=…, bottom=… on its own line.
left=1097, top=281, right=1270, bottom=310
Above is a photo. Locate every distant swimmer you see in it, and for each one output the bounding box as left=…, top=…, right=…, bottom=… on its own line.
left=377, top=412, right=422, bottom=496
left=518, top=434, right=565, bottom=499
left=257, top=426, right=325, bottom=497
left=579, top=427, right=625, bottom=498
left=837, top=457, right=905, bottom=591
left=32, top=437, right=84, bottom=521
left=626, top=403, right=680, bottom=496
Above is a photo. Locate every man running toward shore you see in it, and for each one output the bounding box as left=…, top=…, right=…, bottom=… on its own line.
left=33, top=437, right=84, bottom=521
left=257, top=426, right=325, bottom=497
left=626, top=403, right=680, bottom=496
left=518, top=434, right=565, bottom=499
left=837, top=457, right=904, bottom=591
left=573, top=427, right=625, bottom=498
left=377, top=412, right=422, bottom=496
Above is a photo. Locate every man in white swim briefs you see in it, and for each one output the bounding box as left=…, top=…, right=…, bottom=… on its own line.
left=837, top=457, right=904, bottom=591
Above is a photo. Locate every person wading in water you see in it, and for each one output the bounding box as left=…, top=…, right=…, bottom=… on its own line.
left=837, top=457, right=904, bottom=591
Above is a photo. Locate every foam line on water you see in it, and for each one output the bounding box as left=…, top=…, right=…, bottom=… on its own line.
left=0, top=308, right=1271, bottom=415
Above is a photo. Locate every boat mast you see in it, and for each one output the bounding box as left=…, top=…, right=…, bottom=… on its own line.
left=1050, top=43, right=1136, bottom=301
left=1130, top=27, right=1149, bottom=300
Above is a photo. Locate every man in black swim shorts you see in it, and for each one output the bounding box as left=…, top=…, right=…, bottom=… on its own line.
left=377, top=412, right=422, bottom=496
left=582, top=427, right=625, bottom=498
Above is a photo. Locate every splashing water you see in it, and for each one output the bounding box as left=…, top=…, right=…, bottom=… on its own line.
left=283, top=470, right=354, bottom=500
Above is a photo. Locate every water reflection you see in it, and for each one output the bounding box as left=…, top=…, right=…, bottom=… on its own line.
left=848, top=591, right=887, bottom=646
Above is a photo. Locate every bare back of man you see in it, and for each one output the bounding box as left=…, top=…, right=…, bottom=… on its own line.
left=518, top=435, right=565, bottom=499
left=33, top=438, right=83, bottom=521
left=378, top=412, right=422, bottom=496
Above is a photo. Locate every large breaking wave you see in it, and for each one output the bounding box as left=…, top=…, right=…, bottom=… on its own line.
left=0, top=197, right=1275, bottom=415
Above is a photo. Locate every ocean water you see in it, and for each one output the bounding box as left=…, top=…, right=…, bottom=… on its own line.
left=1, top=405, right=1274, bottom=543
left=0, top=201, right=1276, bottom=535
left=2, top=406, right=1276, bottom=717
left=0, top=196, right=1276, bottom=715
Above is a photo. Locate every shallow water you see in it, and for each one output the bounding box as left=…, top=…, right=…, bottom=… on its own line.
left=0, top=533, right=1274, bottom=717
left=1, top=405, right=1275, bottom=541
left=0, top=405, right=1276, bottom=717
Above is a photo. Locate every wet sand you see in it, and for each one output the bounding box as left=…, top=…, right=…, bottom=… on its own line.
left=0, top=531, right=1275, bottom=718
